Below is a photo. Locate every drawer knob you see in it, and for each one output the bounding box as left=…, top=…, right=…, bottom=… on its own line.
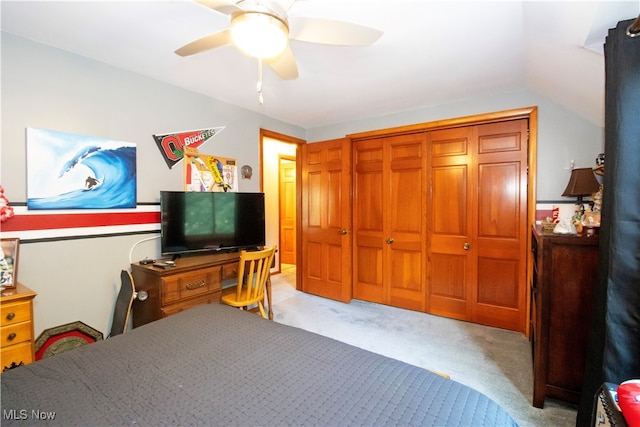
left=7, top=332, right=17, bottom=341
left=6, top=312, right=15, bottom=321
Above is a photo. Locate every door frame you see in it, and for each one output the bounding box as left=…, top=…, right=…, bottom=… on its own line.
left=260, top=129, right=305, bottom=284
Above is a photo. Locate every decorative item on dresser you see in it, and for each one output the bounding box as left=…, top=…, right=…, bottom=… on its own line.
left=1, top=283, right=37, bottom=371
left=1, top=238, right=20, bottom=288
left=530, top=224, right=599, bottom=407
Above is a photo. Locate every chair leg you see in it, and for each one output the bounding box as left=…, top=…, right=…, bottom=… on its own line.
left=258, top=302, right=267, bottom=319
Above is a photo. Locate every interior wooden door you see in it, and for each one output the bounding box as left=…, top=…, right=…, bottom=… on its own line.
left=279, top=156, right=296, bottom=265
left=353, top=133, right=426, bottom=311
left=300, top=138, right=352, bottom=303
left=427, top=119, right=529, bottom=331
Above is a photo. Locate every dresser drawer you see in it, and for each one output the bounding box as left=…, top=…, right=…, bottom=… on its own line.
left=1, top=341, right=33, bottom=370
left=1, top=300, right=32, bottom=327
left=222, top=262, right=239, bottom=280
left=161, top=267, right=221, bottom=305
left=161, top=292, right=220, bottom=317
left=1, top=321, right=33, bottom=347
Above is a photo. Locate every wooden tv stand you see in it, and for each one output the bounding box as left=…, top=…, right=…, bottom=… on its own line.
left=131, top=252, right=273, bottom=328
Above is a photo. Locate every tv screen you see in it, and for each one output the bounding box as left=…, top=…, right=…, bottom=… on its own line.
left=160, top=191, right=265, bottom=256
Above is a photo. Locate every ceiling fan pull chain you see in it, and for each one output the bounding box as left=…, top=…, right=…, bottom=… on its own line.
left=257, top=58, right=264, bottom=105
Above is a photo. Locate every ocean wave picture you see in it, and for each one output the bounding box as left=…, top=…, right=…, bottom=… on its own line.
left=27, top=128, right=136, bottom=209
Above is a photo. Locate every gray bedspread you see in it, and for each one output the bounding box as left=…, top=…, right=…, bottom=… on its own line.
left=1, top=303, right=517, bottom=426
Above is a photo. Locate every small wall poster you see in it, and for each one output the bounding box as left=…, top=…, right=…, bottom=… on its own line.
left=184, top=148, right=237, bottom=192
left=26, top=128, right=137, bottom=209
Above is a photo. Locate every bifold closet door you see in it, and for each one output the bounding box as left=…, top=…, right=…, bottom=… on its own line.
left=426, top=126, right=476, bottom=321
left=427, top=119, right=529, bottom=332
left=352, top=133, right=427, bottom=311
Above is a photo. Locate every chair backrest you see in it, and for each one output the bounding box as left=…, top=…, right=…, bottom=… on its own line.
left=234, top=246, right=276, bottom=305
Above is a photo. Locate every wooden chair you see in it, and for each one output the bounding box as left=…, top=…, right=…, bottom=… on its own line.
left=220, top=246, right=276, bottom=319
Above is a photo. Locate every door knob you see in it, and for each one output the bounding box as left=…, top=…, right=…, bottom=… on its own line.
left=387, top=237, right=394, bottom=244
left=341, top=229, right=348, bottom=235
left=463, top=243, right=471, bottom=250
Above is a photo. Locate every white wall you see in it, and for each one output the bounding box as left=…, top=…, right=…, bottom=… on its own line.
left=306, top=92, right=604, bottom=201
left=1, top=32, right=604, bottom=338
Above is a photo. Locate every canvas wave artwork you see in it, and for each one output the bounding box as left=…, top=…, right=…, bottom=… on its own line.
left=27, top=128, right=136, bottom=209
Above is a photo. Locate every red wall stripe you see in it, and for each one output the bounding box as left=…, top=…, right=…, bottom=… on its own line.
left=1, top=211, right=160, bottom=232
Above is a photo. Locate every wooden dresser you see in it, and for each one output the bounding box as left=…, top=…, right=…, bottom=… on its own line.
left=531, top=224, right=599, bottom=407
left=131, top=252, right=240, bottom=328
left=1, top=283, right=37, bottom=371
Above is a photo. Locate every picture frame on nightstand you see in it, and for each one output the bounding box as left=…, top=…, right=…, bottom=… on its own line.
left=1, top=237, right=20, bottom=288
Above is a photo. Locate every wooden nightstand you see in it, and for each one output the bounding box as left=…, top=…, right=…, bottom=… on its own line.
left=1, top=283, right=37, bottom=371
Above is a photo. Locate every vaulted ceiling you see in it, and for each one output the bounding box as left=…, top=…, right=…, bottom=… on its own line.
left=2, top=1, right=638, bottom=129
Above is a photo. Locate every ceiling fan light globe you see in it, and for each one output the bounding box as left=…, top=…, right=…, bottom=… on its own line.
left=231, top=12, right=289, bottom=59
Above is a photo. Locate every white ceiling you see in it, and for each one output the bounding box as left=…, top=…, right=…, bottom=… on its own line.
left=1, top=1, right=639, bottom=129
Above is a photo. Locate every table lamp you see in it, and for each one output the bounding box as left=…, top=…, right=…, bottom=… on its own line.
left=562, top=167, right=600, bottom=216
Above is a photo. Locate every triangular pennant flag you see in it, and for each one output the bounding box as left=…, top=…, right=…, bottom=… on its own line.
left=152, top=127, right=225, bottom=169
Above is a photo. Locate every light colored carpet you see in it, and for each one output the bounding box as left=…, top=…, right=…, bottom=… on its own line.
left=270, top=266, right=578, bottom=427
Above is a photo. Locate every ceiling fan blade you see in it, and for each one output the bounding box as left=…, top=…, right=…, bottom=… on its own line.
left=266, top=45, right=298, bottom=80
left=272, top=0, right=296, bottom=12
left=289, top=17, right=383, bottom=46
left=195, top=0, right=242, bottom=15
left=175, top=29, right=232, bottom=57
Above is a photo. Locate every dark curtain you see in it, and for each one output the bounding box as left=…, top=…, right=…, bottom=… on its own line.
left=576, top=18, right=640, bottom=426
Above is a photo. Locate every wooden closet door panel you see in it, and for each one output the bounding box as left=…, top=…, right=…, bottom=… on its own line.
left=427, top=128, right=475, bottom=320
left=387, top=136, right=426, bottom=310
left=353, top=133, right=426, bottom=309
left=474, top=120, right=528, bottom=331
left=426, top=120, right=528, bottom=331
left=301, top=139, right=352, bottom=303
left=353, top=139, right=385, bottom=303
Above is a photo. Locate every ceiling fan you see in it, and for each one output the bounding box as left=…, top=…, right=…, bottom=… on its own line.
left=175, top=0, right=383, bottom=80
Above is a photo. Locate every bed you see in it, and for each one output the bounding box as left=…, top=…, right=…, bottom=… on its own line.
left=1, top=303, right=517, bottom=426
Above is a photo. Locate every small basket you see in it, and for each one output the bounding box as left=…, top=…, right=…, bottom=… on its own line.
left=541, top=219, right=556, bottom=233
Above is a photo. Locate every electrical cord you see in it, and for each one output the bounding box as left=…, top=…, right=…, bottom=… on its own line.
left=128, top=235, right=160, bottom=264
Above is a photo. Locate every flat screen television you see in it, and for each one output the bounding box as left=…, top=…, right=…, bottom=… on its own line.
left=160, top=191, right=265, bottom=256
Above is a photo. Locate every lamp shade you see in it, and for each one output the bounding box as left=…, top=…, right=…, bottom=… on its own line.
left=562, top=168, right=600, bottom=197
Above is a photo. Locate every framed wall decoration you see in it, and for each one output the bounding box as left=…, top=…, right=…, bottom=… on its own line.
left=183, top=147, right=238, bottom=192
left=26, top=128, right=137, bottom=209
left=1, top=238, right=20, bottom=288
